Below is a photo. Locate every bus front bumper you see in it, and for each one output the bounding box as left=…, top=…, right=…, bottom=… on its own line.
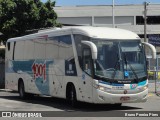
left=93, top=89, right=148, bottom=104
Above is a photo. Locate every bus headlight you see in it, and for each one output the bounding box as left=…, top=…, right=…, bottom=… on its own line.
left=138, top=84, right=148, bottom=91
left=97, top=85, right=111, bottom=92
left=143, top=85, right=148, bottom=90
left=98, top=86, right=105, bottom=91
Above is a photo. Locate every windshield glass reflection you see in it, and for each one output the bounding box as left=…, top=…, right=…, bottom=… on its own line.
left=91, top=39, right=146, bottom=80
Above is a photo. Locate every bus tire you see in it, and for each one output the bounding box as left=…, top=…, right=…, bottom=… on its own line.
left=18, top=80, right=26, bottom=99
left=70, top=85, right=77, bottom=107
left=67, top=84, right=78, bottom=107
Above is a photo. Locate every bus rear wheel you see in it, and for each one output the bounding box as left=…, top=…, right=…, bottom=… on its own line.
left=19, top=81, right=26, bottom=99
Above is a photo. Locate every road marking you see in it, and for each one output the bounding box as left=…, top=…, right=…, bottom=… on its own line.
left=148, top=93, right=154, bottom=97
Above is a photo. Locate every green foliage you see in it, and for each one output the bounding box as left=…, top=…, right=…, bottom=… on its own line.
left=0, top=0, right=61, bottom=42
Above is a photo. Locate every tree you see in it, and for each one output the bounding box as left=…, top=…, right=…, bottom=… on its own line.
left=0, top=0, right=61, bottom=43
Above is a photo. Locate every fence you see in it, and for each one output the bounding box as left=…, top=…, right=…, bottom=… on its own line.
left=148, top=69, right=160, bottom=95
left=147, top=55, right=160, bottom=95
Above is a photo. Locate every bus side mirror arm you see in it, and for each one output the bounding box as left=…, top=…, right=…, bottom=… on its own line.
left=81, top=41, right=97, bottom=60
left=142, top=42, right=156, bottom=59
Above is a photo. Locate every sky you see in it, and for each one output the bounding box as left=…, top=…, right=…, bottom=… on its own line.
left=41, top=0, right=160, bottom=6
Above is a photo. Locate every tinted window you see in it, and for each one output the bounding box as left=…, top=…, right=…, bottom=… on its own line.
left=49, top=35, right=72, bottom=45
left=7, top=42, right=10, bottom=51
left=136, top=16, right=160, bottom=25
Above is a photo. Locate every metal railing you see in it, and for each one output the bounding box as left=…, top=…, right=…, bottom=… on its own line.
left=148, top=68, right=160, bottom=95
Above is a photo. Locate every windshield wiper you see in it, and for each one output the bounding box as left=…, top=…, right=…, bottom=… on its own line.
left=123, top=53, right=138, bottom=83
left=111, top=53, right=121, bottom=79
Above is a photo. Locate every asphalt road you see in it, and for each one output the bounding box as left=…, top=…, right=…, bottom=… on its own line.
left=0, top=90, right=159, bottom=111
left=0, top=82, right=160, bottom=119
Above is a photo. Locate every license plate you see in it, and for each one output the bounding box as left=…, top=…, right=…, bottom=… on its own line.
left=112, top=86, right=124, bottom=90
left=120, top=96, right=130, bottom=101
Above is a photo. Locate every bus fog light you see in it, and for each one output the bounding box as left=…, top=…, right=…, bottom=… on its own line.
left=143, top=94, right=147, bottom=98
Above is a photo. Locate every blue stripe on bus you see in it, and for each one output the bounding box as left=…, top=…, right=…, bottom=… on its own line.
left=99, top=80, right=111, bottom=85
left=138, top=80, right=147, bottom=86
left=99, top=80, right=147, bottom=87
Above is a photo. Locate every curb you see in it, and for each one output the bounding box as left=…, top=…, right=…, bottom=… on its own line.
left=0, top=89, right=13, bottom=92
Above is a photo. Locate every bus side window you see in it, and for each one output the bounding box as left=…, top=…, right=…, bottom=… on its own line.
left=6, top=42, right=14, bottom=60
left=12, top=42, right=16, bottom=60
left=7, top=42, right=10, bottom=51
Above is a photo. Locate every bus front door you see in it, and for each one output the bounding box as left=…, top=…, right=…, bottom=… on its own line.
left=79, top=48, right=93, bottom=103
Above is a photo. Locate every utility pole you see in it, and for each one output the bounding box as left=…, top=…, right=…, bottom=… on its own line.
left=144, top=2, right=148, bottom=42
left=112, top=0, right=115, bottom=28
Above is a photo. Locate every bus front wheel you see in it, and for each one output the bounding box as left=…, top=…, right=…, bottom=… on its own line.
left=67, top=84, right=78, bottom=107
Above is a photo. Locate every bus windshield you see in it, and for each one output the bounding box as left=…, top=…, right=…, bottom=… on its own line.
left=91, top=39, right=146, bottom=80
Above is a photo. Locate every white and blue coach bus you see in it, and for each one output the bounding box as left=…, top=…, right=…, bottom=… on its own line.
left=5, top=26, right=156, bottom=106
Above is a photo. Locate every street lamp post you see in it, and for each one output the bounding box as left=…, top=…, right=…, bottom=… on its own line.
left=143, top=2, right=158, bottom=93
left=112, top=0, right=115, bottom=28
left=144, top=2, right=148, bottom=42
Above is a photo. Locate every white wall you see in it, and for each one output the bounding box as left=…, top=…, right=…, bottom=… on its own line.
left=58, top=17, right=92, bottom=25
left=55, top=4, right=160, bottom=34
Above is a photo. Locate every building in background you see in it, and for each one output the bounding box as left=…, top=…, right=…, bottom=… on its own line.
left=55, top=4, right=160, bottom=40
left=55, top=4, right=160, bottom=71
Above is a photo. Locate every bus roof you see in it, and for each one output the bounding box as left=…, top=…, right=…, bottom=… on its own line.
left=7, top=26, right=140, bottom=42
left=71, top=26, right=140, bottom=39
